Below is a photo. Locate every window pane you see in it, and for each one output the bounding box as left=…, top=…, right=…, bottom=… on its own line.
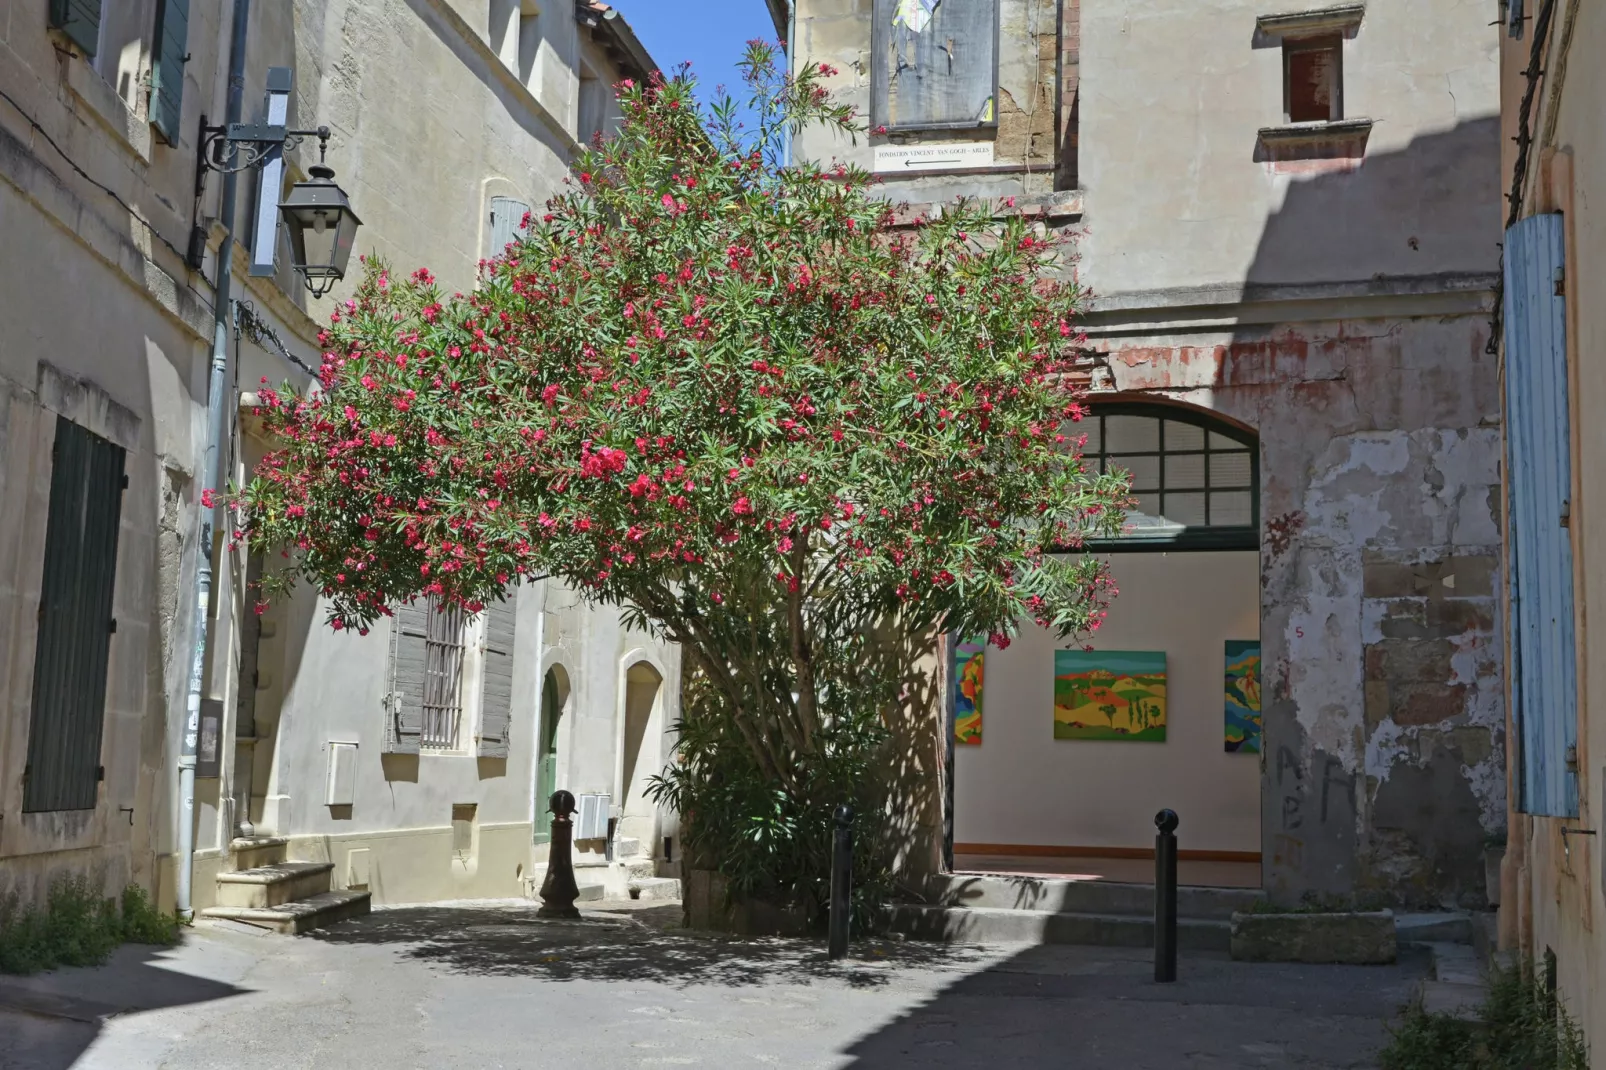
left=1109, top=454, right=1160, bottom=491
left=1212, top=491, right=1254, bottom=526
left=1166, top=453, right=1206, bottom=490
left=1209, top=431, right=1245, bottom=451
left=1077, top=415, right=1101, bottom=454
left=1286, top=42, right=1338, bottom=123
left=1125, top=494, right=1183, bottom=536
left=1210, top=451, right=1254, bottom=488
left=1163, top=491, right=1208, bottom=527
left=1164, top=421, right=1204, bottom=450
left=1106, top=415, right=1159, bottom=452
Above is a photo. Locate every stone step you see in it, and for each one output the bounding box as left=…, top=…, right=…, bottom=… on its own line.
left=628, top=877, right=681, bottom=901
left=199, top=890, right=370, bottom=934
left=927, top=874, right=1264, bottom=921
left=1397, top=911, right=1475, bottom=946
left=228, top=836, right=289, bottom=871
left=215, top=862, right=333, bottom=909
left=889, top=903, right=1231, bottom=951
left=621, top=857, right=657, bottom=881
left=1419, top=942, right=1486, bottom=1021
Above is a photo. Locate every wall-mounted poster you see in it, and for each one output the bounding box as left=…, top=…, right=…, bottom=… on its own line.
left=871, top=0, right=1000, bottom=133
left=1053, top=650, right=1167, bottom=742
left=954, top=637, right=985, bottom=744
left=1224, top=640, right=1263, bottom=753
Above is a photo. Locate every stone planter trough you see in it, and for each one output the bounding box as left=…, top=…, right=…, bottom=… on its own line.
left=1229, top=909, right=1396, bottom=965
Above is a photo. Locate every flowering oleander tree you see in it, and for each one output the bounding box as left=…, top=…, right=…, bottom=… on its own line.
left=238, top=43, right=1128, bottom=918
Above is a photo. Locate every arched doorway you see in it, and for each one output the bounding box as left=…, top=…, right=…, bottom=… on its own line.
left=617, top=660, right=664, bottom=847
left=533, top=665, right=569, bottom=844
left=952, top=403, right=1262, bottom=887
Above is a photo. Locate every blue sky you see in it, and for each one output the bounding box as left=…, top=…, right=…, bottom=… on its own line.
left=606, top=0, right=781, bottom=132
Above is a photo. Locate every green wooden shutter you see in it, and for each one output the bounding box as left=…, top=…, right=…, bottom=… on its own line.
left=49, top=0, right=102, bottom=56
left=24, top=418, right=125, bottom=812
left=478, top=598, right=516, bottom=758
left=488, top=197, right=531, bottom=257
left=151, top=0, right=191, bottom=145
left=386, top=601, right=428, bottom=754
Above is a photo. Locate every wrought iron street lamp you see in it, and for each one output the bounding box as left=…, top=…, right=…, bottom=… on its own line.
left=198, top=89, right=361, bottom=298
left=278, top=138, right=362, bottom=299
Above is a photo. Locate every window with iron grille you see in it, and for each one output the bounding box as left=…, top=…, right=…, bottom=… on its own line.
left=422, top=599, right=468, bottom=749
left=1078, top=406, right=1259, bottom=552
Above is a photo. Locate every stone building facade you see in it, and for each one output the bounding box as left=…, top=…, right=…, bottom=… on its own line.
left=791, top=0, right=1505, bottom=908
left=1, top=0, right=680, bottom=917
left=1494, top=0, right=1606, bottom=1046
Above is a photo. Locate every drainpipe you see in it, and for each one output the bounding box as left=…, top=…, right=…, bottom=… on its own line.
left=178, top=0, right=251, bottom=923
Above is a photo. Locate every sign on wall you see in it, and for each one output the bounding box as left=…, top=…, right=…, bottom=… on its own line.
left=872, top=141, right=996, bottom=173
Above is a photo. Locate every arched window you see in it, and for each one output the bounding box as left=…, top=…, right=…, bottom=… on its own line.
left=1083, top=405, right=1259, bottom=551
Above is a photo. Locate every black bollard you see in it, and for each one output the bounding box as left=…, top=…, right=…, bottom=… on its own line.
left=538, top=790, right=582, bottom=919
left=828, top=804, right=854, bottom=960
left=1154, top=808, right=1179, bottom=983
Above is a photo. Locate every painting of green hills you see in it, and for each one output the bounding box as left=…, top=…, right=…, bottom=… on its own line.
left=1053, top=649, right=1167, bottom=742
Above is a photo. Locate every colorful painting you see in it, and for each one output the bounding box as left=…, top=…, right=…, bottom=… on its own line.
left=954, top=637, right=984, bottom=745
left=1224, top=640, right=1263, bottom=753
left=1053, top=650, right=1167, bottom=742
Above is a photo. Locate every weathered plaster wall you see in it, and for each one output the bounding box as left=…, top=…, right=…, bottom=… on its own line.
left=1089, top=309, right=1504, bottom=909
left=0, top=0, right=223, bottom=905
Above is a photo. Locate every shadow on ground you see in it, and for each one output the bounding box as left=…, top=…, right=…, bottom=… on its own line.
left=837, top=942, right=1431, bottom=1068
left=308, top=902, right=989, bottom=988
left=0, top=939, right=246, bottom=1070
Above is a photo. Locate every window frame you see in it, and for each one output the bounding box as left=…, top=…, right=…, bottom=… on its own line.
left=419, top=599, right=485, bottom=752
left=1079, top=404, right=1260, bottom=554
left=1282, top=34, right=1343, bottom=124
left=870, top=0, right=1003, bottom=134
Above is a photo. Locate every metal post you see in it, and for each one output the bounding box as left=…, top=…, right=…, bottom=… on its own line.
left=538, top=790, right=582, bottom=918
left=828, top=804, right=854, bottom=960
left=1154, top=808, right=1179, bottom=983
left=177, top=0, right=251, bottom=923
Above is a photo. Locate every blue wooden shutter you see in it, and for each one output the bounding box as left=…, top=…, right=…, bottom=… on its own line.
left=488, top=197, right=531, bottom=257
left=477, top=597, right=517, bottom=758
left=386, top=601, right=428, bottom=754
left=1504, top=212, right=1578, bottom=817
left=49, top=0, right=101, bottom=56
left=24, top=419, right=125, bottom=812
left=151, top=0, right=191, bottom=145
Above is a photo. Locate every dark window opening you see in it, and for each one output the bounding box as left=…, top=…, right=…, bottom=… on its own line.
left=1284, top=36, right=1341, bottom=123
left=24, top=418, right=125, bottom=812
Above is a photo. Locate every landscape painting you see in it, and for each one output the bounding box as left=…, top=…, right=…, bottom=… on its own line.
left=1053, top=650, right=1167, bottom=742
left=954, top=637, right=984, bottom=745
left=1224, top=640, right=1263, bottom=753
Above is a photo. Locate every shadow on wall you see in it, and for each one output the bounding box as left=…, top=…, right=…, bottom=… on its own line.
left=1220, top=117, right=1503, bottom=909
left=1246, top=117, right=1500, bottom=287
left=0, top=940, right=244, bottom=1070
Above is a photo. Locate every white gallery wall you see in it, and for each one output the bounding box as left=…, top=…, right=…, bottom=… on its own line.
left=955, top=550, right=1261, bottom=854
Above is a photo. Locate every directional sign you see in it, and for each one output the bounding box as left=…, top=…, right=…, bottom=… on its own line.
left=872, top=141, right=995, bottom=173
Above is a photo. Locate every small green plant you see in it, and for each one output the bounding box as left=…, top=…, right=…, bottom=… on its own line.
left=0, top=878, right=177, bottom=975
left=119, top=883, right=180, bottom=946
left=1380, top=958, right=1590, bottom=1069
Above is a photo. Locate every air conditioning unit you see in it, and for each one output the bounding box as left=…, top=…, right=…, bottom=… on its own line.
left=575, top=793, right=611, bottom=840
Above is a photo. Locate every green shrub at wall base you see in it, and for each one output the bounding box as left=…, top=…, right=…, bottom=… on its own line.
left=1380, top=959, right=1590, bottom=1070
left=0, top=878, right=179, bottom=976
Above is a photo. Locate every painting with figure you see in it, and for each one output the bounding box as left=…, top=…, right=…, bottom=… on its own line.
left=954, top=637, right=984, bottom=744
left=1224, top=640, right=1263, bottom=753
left=1053, top=650, right=1167, bottom=741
